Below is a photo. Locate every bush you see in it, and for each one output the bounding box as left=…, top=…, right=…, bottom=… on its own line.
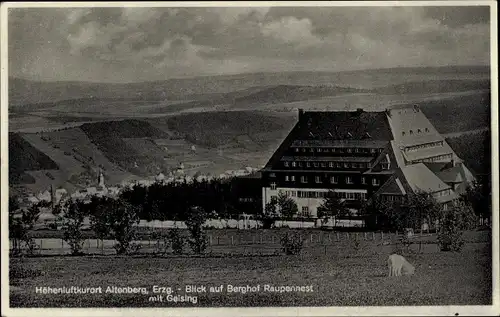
left=280, top=232, right=304, bottom=255
left=168, top=228, right=185, bottom=255
left=89, top=197, right=141, bottom=255
left=438, top=207, right=465, bottom=252
left=185, top=206, right=208, bottom=254
left=151, top=231, right=169, bottom=255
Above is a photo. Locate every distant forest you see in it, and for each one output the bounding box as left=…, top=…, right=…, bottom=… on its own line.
left=446, top=130, right=491, bottom=176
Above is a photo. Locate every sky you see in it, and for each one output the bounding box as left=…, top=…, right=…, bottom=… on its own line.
left=8, top=5, right=491, bottom=83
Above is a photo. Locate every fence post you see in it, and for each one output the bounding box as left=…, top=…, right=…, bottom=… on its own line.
left=381, top=232, right=384, bottom=241
left=364, top=232, right=367, bottom=240
left=328, top=234, right=331, bottom=243
left=324, top=245, right=327, bottom=255
left=231, top=236, right=234, bottom=246
left=336, top=232, right=339, bottom=241
left=61, top=238, right=64, bottom=251
left=217, top=236, right=220, bottom=245
left=260, top=235, right=263, bottom=244
left=372, top=232, right=375, bottom=241
left=310, top=234, right=314, bottom=243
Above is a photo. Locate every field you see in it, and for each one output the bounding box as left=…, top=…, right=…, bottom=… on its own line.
left=9, top=230, right=492, bottom=307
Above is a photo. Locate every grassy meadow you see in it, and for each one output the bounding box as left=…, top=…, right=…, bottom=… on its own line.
left=9, top=230, right=492, bottom=307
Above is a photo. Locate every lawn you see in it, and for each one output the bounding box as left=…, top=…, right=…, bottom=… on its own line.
left=9, top=230, right=492, bottom=308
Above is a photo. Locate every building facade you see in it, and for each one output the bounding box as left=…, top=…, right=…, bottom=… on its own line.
left=261, top=106, right=476, bottom=218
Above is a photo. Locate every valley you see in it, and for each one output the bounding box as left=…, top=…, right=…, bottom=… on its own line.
left=8, top=66, right=492, bottom=196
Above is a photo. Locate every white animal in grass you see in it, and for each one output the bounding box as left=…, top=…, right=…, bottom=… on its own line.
left=387, top=254, right=415, bottom=277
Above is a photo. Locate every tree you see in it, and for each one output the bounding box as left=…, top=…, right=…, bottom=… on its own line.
left=401, top=191, right=442, bottom=231
left=90, top=197, right=141, bottom=255
left=318, top=191, right=350, bottom=225
left=185, top=206, right=208, bottom=254
left=461, top=179, right=491, bottom=225
left=9, top=200, right=47, bottom=256
left=277, top=191, right=298, bottom=220
left=9, top=196, right=23, bottom=255
left=60, top=199, right=87, bottom=255
left=258, top=197, right=279, bottom=229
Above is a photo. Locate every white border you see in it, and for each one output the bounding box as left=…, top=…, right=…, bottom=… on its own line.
left=1, top=1, right=498, bottom=316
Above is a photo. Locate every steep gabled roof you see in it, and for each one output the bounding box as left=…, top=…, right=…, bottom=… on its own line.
left=296, top=111, right=393, bottom=141
left=400, top=163, right=452, bottom=193
left=375, top=173, right=408, bottom=195
left=436, top=166, right=464, bottom=184
left=264, top=110, right=393, bottom=170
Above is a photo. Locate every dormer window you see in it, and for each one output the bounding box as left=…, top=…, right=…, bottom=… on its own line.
left=292, top=162, right=297, bottom=167
left=417, top=129, right=422, bottom=134
left=295, top=148, right=299, bottom=152
left=284, top=162, right=289, bottom=167
left=318, top=148, right=322, bottom=153
left=270, top=182, right=277, bottom=190
left=425, top=128, right=429, bottom=132
left=402, top=131, right=406, bottom=136
left=381, top=163, right=389, bottom=170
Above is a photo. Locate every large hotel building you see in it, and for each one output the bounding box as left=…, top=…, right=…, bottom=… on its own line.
left=261, top=105, right=476, bottom=217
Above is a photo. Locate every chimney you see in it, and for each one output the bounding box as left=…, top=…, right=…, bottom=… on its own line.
left=298, top=108, right=304, bottom=121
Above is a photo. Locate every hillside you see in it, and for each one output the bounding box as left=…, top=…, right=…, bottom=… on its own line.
left=373, top=79, right=490, bottom=95
left=80, top=119, right=173, bottom=175
left=9, top=133, right=59, bottom=184
left=151, top=85, right=367, bottom=114
left=9, top=65, right=489, bottom=106
left=446, top=130, right=491, bottom=175
left=160, top=111, right=294, bottom=148
left=417, top=92, right=490, bottom=134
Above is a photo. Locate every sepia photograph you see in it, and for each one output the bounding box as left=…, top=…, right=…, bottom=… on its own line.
left=1, top=1, right=498, bottom=316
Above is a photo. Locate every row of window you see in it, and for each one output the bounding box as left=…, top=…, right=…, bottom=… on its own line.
left=412, top=153, right=453, bottom=164
left=405, top=141, right=444, bottom=152
left=284, top=161, right=375, bottom=169
left=380, top=194, right=403, bottom=202
left=276, top=190, right=367, bottom=200
left=402, top=128, right=430, bottom=136
left=293, top=147, right=383, bottom=154
left=433, top=189, right=452, bottom=198
left=270, top=175, right=380, bottom=187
